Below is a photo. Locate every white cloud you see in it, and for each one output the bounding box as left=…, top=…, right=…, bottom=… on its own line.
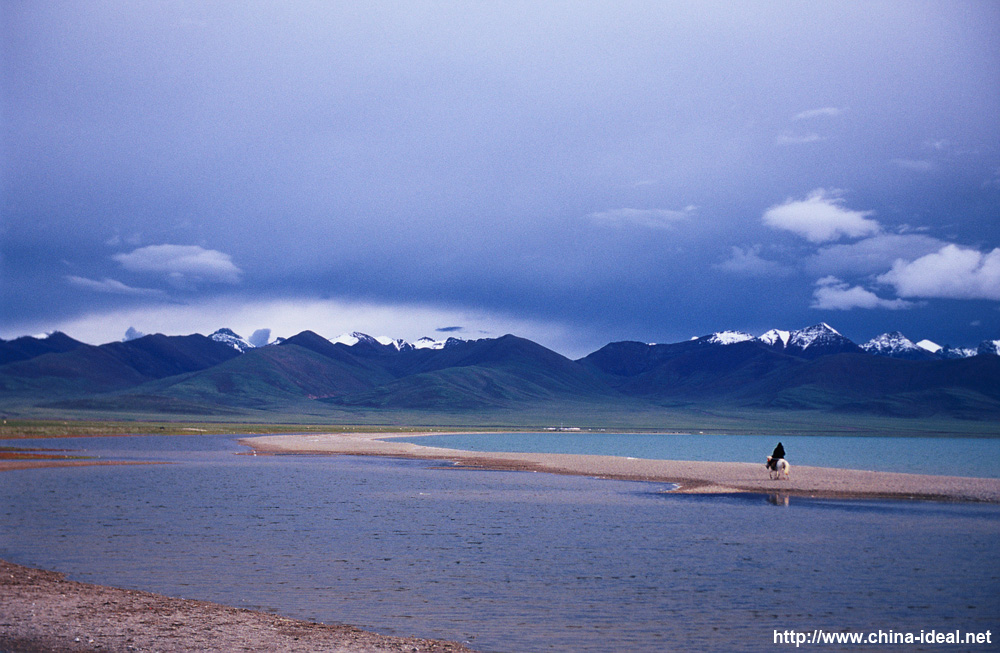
left=763, top=189, right=881, bottom=243
left=587, top=206, right=694, bottom=230
left=811, top=277, right=914, bottom=310
left=714, top=245, right=792, bottom=277
left=805, top=233, right=948, bottom=277
left=877, top=244, right=1000, bottom=300
left=776, top=131, right=824, bottom=146
left=113, top=245, right=242, bottom=286
left=248, top=329, right=272, bottom=348
left=793, top=107, right=844, bottom=121
left=778, top=107, right=843, bottom=146
left=65, top=276, right=163, bottom=296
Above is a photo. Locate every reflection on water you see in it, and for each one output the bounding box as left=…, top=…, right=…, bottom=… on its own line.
left=767, top=493, right=790, bottom=506
left=0, top=436, right=998, bottom=653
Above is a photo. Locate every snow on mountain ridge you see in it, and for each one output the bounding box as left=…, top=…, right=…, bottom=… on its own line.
left=209, top=328, right=255, bottom=353
left=979, top=340, right=1000, bottom=356
left=332, top=332, right=416, bottom=351
left=706, top=331, right=754, bottom=345
left=413, top=336, right=466, bottom=350
left=862, top=331, right=918, bottom=355
left=332, top=332, right=380, bottom=347
left=757, top=329, right=790, bottom=348
left=787, top=323, right=842, bottom=350
left=376, top=336, right=413, bottom=351
left=941, top=346, right=977, bottom=359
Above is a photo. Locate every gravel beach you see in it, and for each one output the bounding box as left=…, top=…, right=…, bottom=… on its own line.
left=0, top=559, right=474, bottom=653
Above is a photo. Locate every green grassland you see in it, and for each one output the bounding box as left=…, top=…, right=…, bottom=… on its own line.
left=3, top=397, right=997, bottom=440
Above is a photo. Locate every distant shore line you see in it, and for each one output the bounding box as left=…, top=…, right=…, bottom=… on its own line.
left=239, top=432, right=1000, bottom=503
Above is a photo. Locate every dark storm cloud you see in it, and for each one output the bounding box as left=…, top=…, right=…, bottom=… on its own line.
left=3, top=1, right=999, bottom=353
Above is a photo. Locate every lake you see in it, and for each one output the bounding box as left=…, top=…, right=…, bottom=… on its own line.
left=1, top=434, right=998, bottom=652
left=395, top=431, right=1000, bottom=478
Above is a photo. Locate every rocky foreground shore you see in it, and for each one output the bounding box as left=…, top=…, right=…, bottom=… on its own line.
left=0, top=559, right=474, bottom=653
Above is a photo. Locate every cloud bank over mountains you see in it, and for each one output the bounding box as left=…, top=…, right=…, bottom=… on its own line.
left=3, top=2, right=998, bottom=356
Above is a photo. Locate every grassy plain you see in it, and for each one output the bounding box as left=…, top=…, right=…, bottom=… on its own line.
left=2, top=399, right=998, bottom=440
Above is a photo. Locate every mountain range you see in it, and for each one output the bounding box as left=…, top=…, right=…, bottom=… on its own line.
left=1, top=323, right=998, bottom=421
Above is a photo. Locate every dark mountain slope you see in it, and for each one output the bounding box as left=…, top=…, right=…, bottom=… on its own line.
left=615, top=341, right=802, bottom=398
left=0, top=332, right=87, bottom=365
left=3, top=328, right=998, bottom=420
left=326, top=366, right=564, bottom=410
left=579, top=337, right=726, bottom=378
left=579, top=338, right=1000, bottom=418
left=280, top=331, right=360, bottom=362
left=0, top=333, right=240, bottom=399
left=327, top=336, right=619, bottom=410
left=96, top=334, right=240, bottom=379
left=580, top=339, right=801, bottom=396
left=745, top=353, right=1000, bottom=417
left=141, top=342, right=394, bottom=408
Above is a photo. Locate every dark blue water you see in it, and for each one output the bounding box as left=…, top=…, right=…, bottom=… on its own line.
left=395, top=432, right=1000, bottom=478
left=1, top=435, right=998, bottom=652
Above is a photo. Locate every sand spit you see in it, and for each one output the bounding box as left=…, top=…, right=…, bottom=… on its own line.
left=0, top=459, right=160, bottom=472
left=240, top=432, right=1000, bottom=503
left=0, top=559, right=474, bottom=653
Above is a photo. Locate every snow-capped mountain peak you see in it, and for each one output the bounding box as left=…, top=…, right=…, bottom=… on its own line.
left=333, top=332, right=378, bottom=347
left=706, top=330, right=754, bottom=345
left=862, top=331, right=917, bottom=355
left=333, top=332, right=415, bottom=352
left=210, top=328, right=255, bottom=353
left=757, top=329, right=790, bottom=348
left=788, top=323, right=843, bottom=350
left=413, top=336, right=465, bottom=350
left=979, top=339, right=1000, bottom=356
left=375, top=336, right=413, bottom=351
left=752, top=323, right=861, bottom=358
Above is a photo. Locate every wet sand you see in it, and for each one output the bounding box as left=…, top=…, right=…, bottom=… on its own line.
left=0, top=559, right=474, bottom=653
left=240, top=432, right=1000, bottom=503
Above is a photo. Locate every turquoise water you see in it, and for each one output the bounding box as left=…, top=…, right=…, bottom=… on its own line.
left=394, top=432, right=1000, bottom=478
left=1, top=435, right=998, bottom=652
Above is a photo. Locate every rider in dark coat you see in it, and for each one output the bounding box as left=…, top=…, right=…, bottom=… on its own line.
left=767, top=442, right=785, bottom=471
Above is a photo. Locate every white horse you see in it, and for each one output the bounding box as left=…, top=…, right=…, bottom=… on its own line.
left=767, top=456, right=790, bottom=480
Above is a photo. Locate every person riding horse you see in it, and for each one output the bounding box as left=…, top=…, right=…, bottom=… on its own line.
left=766, top=442, right=785, bottom=471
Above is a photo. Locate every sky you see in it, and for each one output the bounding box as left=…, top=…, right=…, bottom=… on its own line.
left=2, top=1, right=999, bottom=358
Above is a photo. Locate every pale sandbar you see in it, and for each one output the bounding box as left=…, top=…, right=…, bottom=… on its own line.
left=239, top=432, right=1000, bottom=503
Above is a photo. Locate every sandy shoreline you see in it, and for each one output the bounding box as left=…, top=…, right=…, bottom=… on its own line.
left=239, top=432, right=1000, bottom=503
left=0, top=559, right=474, bottom=653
